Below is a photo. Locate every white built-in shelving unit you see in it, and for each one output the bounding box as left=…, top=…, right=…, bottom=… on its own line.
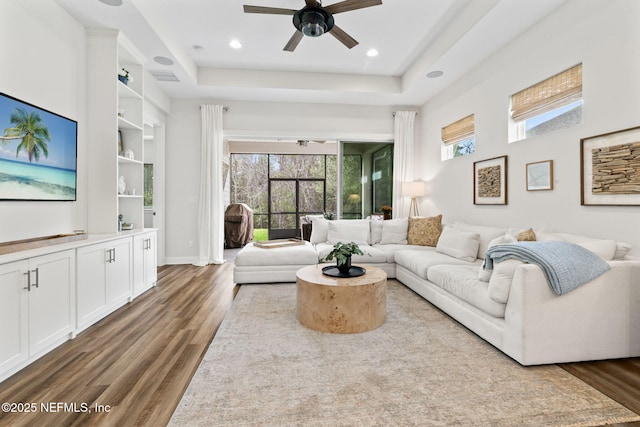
left=87, top=30, right=145, bottom=234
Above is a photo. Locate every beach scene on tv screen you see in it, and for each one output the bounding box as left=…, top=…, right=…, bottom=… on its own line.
left=0, top=94, right=77, bottom=201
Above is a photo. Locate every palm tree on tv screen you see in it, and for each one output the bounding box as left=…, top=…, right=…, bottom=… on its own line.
left=2, top=107, right=50, bottom=162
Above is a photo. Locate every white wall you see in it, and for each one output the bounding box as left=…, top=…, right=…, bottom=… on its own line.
left=417, top=0, right=640, bottom=256
left=0, top=1, right=87, bottom=242
left=165, top=99, right=396, bottom=263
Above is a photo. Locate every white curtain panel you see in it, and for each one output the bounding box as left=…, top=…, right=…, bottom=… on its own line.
left=194, top=104, right=225, bottom=266
left=393, top=111, right=417, bottom=218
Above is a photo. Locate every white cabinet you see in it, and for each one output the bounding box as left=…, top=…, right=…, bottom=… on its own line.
left=0, top=260, right=28, bottom=377
left=133, top=231, right=157, bottom=297
left=0, top=250, right=75, bottom=382
left=76, top=238, right=132, bottom=331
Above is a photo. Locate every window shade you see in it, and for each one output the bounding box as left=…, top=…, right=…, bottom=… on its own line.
left=441, top=114, right=474, bottom=145
left=511, top=64, right=582, bottom=121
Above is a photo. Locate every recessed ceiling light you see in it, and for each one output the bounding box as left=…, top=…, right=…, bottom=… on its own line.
left=427, top=70, right=444, bottom=78
left=229, top=40, right=242, bottom=49
left=366, top=49, right=379, bottom=57
left=98, top=0, right=123, bottom=6
left=154, top=56, right=174, bottom=66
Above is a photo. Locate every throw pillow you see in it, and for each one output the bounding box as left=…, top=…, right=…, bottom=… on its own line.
left=435, top=227, right=480, bottom=262
left=309, top=217, right=329, bottom=244
left=452, top=221, right=506, bottom=259
left=327, top=220, right=370, bottom=245
left=380, top=218, right=409, bottom=245
left=517, top=228, right=536, bottom=241
left=407, top=215, right=442, bottom=246
left=478, top=234, right=517, bottom=282
left=488, top=259, right=524, bottom=303
left=369, top=219, right=383, bottom=245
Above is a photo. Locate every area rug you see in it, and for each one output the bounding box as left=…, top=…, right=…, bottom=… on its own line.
left=170, top=281, right=640, bottom=426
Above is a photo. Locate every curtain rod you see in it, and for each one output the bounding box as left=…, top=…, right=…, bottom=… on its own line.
left=392, top=111, right=418, bottom=117
left=198, top=106, right=229, bottom=112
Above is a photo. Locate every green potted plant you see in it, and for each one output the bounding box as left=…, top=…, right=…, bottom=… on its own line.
left=322, top=241, right=365, bottom=273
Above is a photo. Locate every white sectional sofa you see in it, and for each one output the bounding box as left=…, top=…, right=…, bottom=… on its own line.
left=233, top=216, right=640, bottom=365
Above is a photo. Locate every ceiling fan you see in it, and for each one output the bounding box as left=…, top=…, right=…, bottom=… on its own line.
left=243, top=0, right=383, bottom=52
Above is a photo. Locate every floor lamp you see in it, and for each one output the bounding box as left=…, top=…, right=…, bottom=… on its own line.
left=402, top=181, right=426, bottom=217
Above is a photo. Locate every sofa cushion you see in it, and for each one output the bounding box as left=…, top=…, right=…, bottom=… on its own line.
left=427, top=264, right=506, bottom=318
left=315, top=242, right=387, bottom=264
left=369, top=219, right=383, bottom=244
left=407, top=215, right=442, bottom=246
left=234, top=241, right=319, bottom=266
left=479, top=234, right=518, bottom=282
left=395, top=249, right=481, bottom=280
left=380, top=218, right=408, bottom=245
left=327, top=219, right=370, bottom=245
left=453, top=221, right=507, bottom=259
left=373, top=244, right=434, bottom=263
left=536, top=230, right=620, bottom=260
left=309, top=217, right=329, bottom=244
left=487, top=259, right=524, bottom=303
left=436, top=227, right=480, bottom=262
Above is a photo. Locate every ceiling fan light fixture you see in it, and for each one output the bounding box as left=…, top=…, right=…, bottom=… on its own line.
left=302, top=11, right=326, bottom=37
left=294, top=7, right=334, bottom=38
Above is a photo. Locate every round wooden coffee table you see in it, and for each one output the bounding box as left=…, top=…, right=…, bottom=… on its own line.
left=296, top=264, right=387, bottom=334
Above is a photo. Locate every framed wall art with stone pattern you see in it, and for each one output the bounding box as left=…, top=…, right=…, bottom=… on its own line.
left=473, top=155, right=508, bottom=205
left=581, top=126, right=640, bottom=206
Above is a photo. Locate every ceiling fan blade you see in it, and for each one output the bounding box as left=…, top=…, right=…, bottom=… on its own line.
left=243, top=5, right=297, bottom=15
left=305, top=0, right=319, bottom=6
left=284, top=31, right=304, bottom=52
left=324, top=0, right=382, bottom=14
left=329, top=25, right=358, bottom=49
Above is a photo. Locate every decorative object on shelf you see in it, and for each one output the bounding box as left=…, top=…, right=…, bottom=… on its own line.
left=473, top=155, right=508, bottom=205
left=118, top=214, right=123, bottom=231
left=118, top=176, right=126, bottom=194
left=117, top=130, right=124, bottom=155
left=121, top=222, right=134, bottom=230
left=526, top=160, right=554, bottom=191
left=321, top=241, right=366, bottom=276
left=580, top=126, right=640, bottom=206
left=118, top=67, right=131, bottom=85
left=123, top=149, right=134, bottom=160
left=402, top=181, right=426, bottom=217
left=381, top=205, right=392, bottom=220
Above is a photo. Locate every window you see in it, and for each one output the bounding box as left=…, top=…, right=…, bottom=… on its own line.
left=441, top=114, right=475, bottom=160
left=509, top=64, right=582, bottom=142
left=143, top=163, right=153, bottom=209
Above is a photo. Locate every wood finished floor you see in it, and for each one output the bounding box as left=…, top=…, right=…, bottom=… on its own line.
left=0, top=261, right=638, bottom=426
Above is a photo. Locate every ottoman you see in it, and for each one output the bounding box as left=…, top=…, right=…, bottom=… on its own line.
left=233, top=241, right=319, bottom=284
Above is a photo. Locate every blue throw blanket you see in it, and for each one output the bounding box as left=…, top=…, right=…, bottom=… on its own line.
left=484, top=241, right=610, bottom=295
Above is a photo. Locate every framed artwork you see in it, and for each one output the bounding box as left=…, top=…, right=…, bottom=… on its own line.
left=526, top=160, right=553, bottom=191
left=473, top=155, right=507, bottom=205
left=117, top=130, right=124, bottom=156
left=581, top=126, right=640, bottom=206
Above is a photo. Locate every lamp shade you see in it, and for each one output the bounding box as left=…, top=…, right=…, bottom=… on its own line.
left=401, top=181, right=426, bottom=197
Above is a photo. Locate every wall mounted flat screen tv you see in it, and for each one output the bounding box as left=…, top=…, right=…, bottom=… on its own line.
left=0, top=92, right=77, bottom=201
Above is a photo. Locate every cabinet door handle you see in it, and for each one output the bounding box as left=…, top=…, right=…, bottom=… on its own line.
left=32, top=268, right=39, bottom=289
left=23, top=271, right=31, bottom=291
left=106, top=248, right=115, bottom=263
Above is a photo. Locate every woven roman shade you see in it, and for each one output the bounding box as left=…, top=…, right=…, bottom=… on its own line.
left=511, top=64, right=582, bottom=121
left=441, top=114, right=474, bottom=145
